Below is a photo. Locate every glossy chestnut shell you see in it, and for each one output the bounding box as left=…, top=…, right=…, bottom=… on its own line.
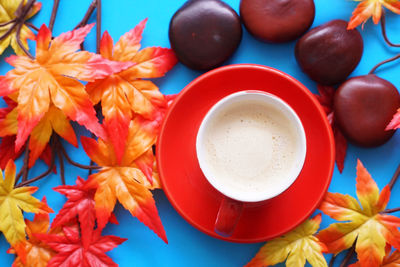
left=334, top=74, right=400, bottom=147
left=240, top=0, right=315, bottom=43
left=295, top=20, right=363, bottom=86
left=169, top=0, right=242, bottom=70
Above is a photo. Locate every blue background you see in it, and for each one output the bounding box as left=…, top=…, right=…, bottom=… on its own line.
left=1, top=0, right=400, bottom=266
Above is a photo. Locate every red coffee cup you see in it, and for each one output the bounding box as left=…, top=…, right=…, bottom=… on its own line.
left=196, top=91, right=307, bottom=236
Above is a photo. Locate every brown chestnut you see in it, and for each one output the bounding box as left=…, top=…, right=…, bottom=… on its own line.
left=240, top=0, right=315, bottom=43
left=334, top=75, right=400, bottom=147
left=169, top=0, right=242, bottom=70
left=295, top=20, right=363, bottom=86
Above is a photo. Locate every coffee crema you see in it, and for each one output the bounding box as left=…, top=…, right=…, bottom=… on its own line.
left=202, top=99, right=301, bottom=196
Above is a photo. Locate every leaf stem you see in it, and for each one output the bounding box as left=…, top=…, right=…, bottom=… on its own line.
left=380, top=11, right=400, bottom=48
left=0, top=19, right=16, bottom=27
left=56, top=141, right=65, bottom=185
left=1, top=0, right=29, bottom=45
left=329, top=254, right=336, bottom=267
left=74, top=0, right=97, bottom=50
left=96, top=0, right=101, bottom=53
left=13, top=0, right=26, bottom=18
left=369, top=53, right=400, bottom=74
left=59, top=142, right=100, bottom=170
left=339, top=242, right=356, bottom=267
left=6, top=0, right=37, bottom=59
left=74, top=0, right=97, bottom=30
left=383, top=207, right=400, bottom=214
left=49, top=0, right=60, bottom=32
left=18, top=0, right=36, bottom=26
left=16, top=159, right=55, bottom=188
left=16, top=18, right=34, bottom=59
left=24, top=21, right=38, bottom=31
left=16, top=138, right=57, bottom=188
left=15, top=168, right=23, bottom=185
left=388, top=163, right=400, bottom=190
left=0, top=22, right=18, bottom=42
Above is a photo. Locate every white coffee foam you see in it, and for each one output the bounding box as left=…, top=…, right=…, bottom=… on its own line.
left=202, top=100, right=300, bottom=196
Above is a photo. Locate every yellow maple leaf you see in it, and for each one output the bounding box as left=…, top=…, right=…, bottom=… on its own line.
left=8, top=198, right=59, bottom=266
left=246, top=215, right=327, bottom=267
left=0, top=160, right=53, bottom=258
left=348, top=0, right=400, bottom=29
left=0, top=0, right=41, bottom=55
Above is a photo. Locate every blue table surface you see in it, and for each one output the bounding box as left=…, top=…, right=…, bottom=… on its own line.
left=1, top=0, right=400, bottom=266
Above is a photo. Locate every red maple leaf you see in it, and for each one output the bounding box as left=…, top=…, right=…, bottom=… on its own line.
left=0, top=136, right=23, bottom=169
left=36, top=225, right=126, bottom=267
left=51, top=177, right=118, bottom=248
left=315, top=85, right=348, bottom=173
left=51, top=177, right=97, bottom=248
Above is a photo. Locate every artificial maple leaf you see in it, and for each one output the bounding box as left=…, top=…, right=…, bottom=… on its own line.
left=0, top=136, right=23, bottom=169
left=386, top=108, right=400, bottom=131
left=347, top=0, right=400, bottom=29
left=317, top=160, right=400, bottom=266
left=52, top=177, right=97, bottom=248
left=81, top=117, right=167, bottom=242
left=135, top=147, right=161, bottom=189
left=0, top=24, right=133, bottom=152
left=381, top=249, right=400, bottom=266
left=0, top=96, right=17, bottom=136
left=8, top=198, right=59, bottom=267
left=350, top=245, right=400, bottom=266
left=36, top=225, right=127, bottom=267
left=315, top=85, right=348, bottom=173
left=86, top=19, right=177, bottom=162
left=28, top=105, right=77, bottom=167
left=0, top=0, right=41, bottom=55
left=245, top=214, right=327, bottom=267
left=0, top=97, right=76, bottom=167
left=0, top=160, right=53, bottom=258
left=0, top=136, right=56, bottom=173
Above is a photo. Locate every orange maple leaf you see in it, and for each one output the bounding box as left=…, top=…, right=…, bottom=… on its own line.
left=8, top=198, right=59, bottom=267
left=86, top=19, right=177, bottom=162
left=0, top=23, right=133, bottom=152
left=81, top=117, right=166, bottom=242
left=350, top=244, right=400, bottom=266
left=348, top=0, right=400, bottom=29
left=317, top=160, right=400, bottom=266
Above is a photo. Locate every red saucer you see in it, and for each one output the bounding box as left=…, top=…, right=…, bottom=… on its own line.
left=156, top=64, right=334, bottom=243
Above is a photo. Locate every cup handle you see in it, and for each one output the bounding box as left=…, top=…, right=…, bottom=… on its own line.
left=214, top=197, right=244, bottom=237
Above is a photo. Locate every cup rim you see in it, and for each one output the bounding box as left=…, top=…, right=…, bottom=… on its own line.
left=196, top=90, right=307, bottom=202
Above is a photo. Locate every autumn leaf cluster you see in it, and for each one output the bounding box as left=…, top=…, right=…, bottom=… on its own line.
left=0, top=2, right=177, bottom=264
left=247, top=160, right=400, bottom=267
